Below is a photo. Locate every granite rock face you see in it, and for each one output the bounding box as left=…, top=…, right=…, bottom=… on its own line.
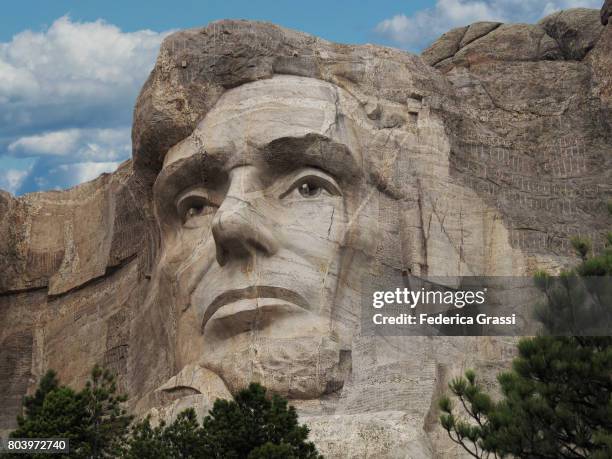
left=603, top=0, right=612, bottom=24
left=539, top=8, right=604, bottom=59
left=1, top=8, right=611, bottom=458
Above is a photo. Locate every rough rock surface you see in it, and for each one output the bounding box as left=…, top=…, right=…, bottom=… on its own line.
left=421, top=26, right=470, bottom=66
left=1, top=7, right=610, bottom=458
left=603, top=0, right=612, bottom=24
left=539, top=8, right=604, bottom=59
left=423, top=8, right=605, bottom=68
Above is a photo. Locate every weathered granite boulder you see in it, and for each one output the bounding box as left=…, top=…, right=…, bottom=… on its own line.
left=539, top=8, right=604, bottom=59
left=602, top=0, right=612, bottom=25
left=1, top=7, right=610, bottom=457
left=423, top=8, right=606, bottom=68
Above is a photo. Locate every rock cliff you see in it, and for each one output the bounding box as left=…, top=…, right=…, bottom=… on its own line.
left=1, top=6, right=610, bottom=457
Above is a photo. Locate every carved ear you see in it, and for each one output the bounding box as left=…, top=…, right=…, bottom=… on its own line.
left=133, top=365, right=231, bottom=424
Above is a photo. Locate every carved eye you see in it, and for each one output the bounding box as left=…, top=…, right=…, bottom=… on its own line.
left=185, top=202, right=208, bottom=219
left=298, top=181, right=322, bottom=198
left=280, top=169, right=342, bottom=201
left=176, top=192, right=218, bottom=228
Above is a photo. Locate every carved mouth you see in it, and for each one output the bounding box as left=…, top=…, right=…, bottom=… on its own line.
left=201, top=286, right=310, bottom=332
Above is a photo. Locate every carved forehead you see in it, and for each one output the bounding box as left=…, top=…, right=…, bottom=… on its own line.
left=204, top=74, right=341, bottom=114
left=164, top=75, right=364, bottom=168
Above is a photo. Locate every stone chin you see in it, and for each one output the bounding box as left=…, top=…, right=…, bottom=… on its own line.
left=175, top=290, right=353, bottom=399
left=201, top=334, right=351, bottom=400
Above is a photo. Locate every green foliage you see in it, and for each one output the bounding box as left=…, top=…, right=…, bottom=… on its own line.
left=570, top=236, right=591, bottom=261
left=19, top=370, right=60, bottom=421
left=9, top=385, right=86, bottom=459
left=78, top=365, right=133, bottom=457
left=439, top=224, right=612, bottom=458
left=13, top=373, right=321, bottom=459
left=496, top=337, right=612, bottom=457
left=10, top=365, right=132, bottom=458
left=440, top=337, right=612, bottom=458
left=577, top=245, right=612, bottom=276
left=121, top=383, right=322, bottom=458
left=122, top=409, right=205, bottom=458
left=121, top=416, right=168, bottom=458
left=248, top=442, right=297, bottom=458
left=199, top=383, right=322, bottom=458
left=439, top=371, right=495, bottom=458
left=535, top=221, right=612, bottom=335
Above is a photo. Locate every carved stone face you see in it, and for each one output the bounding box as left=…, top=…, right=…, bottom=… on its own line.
left=153, top=76, right=372, bottom=398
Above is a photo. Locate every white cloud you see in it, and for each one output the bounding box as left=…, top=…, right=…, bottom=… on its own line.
left=375, top=0, right=602, bottom=51
left=0, top=16, right=170, bottom=194
left=0, top=59, right=39, bottom=104
left=3, top=127, right=130, bottom=193
left=0, top=16, right=167, bottom=107
left=0, top=167, right=32, bottom=194
left=0, top=16, right=168, bottom=149
left=8, top=127, right=130, bottom=160
left=9, top=129, right=80, bottom=156
left=53, top=161, right=121, bottom=185
left=0, top=17, right=171, bottom=194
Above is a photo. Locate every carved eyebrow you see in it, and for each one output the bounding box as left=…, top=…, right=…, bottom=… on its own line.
left=153, top=152, right=228, bottom=218
left=262, top=133, right=362, bottom=184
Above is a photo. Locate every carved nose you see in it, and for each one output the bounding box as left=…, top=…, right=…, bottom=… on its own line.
left=211, top=196, right=279, bottom=267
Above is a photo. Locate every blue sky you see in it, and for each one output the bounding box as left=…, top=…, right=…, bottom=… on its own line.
left=0, top=0, right=602, bottom=195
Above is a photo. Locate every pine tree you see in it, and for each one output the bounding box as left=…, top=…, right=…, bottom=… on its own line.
left=17, top=370, right=60, bottom=422
left=9, top=365, right=132, bottom=458
left=9, top=382, right=86, bottom=459
left=199, top=383, right=322, bottom=459
left=162, top=408, right=206, bottom=458
left=78, top=365, right=133, bottom=458
left=534, top=230, right=612, bottom=335
left=439, top=337, right=612, bottom=458
left=121, top=415, right=169, bottom=459
left=122, top=409, right=205, bottom=458
left=438, top=211, right=612, bottom=458
left=248, top=441, right=297, bottom=458
left=122, top=383, right=322, bottom=459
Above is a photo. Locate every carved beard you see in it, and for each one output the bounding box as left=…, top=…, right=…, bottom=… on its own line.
left=189, top=255, right=353, bottom=400
left=202, top=334, right=351, bottom=399
left=166, top=235, right=361, bottom=401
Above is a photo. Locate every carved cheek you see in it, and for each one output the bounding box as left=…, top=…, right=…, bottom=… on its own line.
left=159, top=226, right=218, bottom=311
left=163, top=224, right=210, bottom=262
left=173, top=235, right=218, bottom=303
left=276, top=197, right=346, bottom=264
